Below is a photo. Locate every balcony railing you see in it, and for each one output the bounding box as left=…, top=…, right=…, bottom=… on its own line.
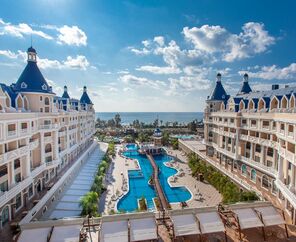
left=7, top=130, right=16, bottom=137
left=39, top=123, right=59, bottom=130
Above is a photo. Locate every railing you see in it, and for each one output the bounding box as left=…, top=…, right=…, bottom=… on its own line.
left=7, top=130, right=16, bottom=137
left=0, top=145, right=30, bottom=166
left=275, top=180, right=296, bottom=208
left=31, top=163, right=46, bottom=178
left=39, top=123, right=59, bottom=130
left=240, top=156, right=277, bottom=177
left=45, top=159, right=60, bottom=169
left=0, top=176, right=33, bottom=208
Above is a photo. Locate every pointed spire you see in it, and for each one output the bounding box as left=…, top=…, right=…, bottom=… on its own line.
left=83, top=86, right=87, bottom=92
left=238, top=73, right=252, bottom=95
left=208, top=73, right=228, bottom=101
left=62, top=85, right=70, bottom=99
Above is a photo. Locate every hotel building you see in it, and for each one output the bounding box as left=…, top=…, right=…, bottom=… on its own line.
left=203, top=73, right=296, bottom=224
left=0, top=47, right=95, bottom=229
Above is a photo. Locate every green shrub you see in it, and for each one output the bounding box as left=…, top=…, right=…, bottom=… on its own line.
left=187, top=153, right=259, bottom=204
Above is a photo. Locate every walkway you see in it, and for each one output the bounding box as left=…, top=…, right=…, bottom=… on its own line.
left=42, top=143, right=108, bottom=219
left=146, top=153, right=170, bottom=210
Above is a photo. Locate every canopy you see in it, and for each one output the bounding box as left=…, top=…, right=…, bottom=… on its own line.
left=255, top=206, right=285, bottom=227
left=171, top=214, right=200, bottom=237
left=50, top=225, right=81, bottom=242
left=233, top=208, right=263, bottom=229
left=101, top=220, right=128, bottom=242
left=18, top=227, right=51, bottom=242
left=196, top=211, right=225, bottom=234
left=130, top=217, right=157, bottom=241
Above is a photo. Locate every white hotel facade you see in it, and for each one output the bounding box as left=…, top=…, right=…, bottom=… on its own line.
left=0, top=47, right=95, bottom=228
left=203, top=73, right=296, bottom=224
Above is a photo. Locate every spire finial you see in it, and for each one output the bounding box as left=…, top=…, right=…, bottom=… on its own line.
left=243, top=73, right=248, bottom=82
left=216, top=73, right=222, bottom=82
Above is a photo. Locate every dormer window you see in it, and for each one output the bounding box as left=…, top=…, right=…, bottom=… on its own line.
left=21, top=82, right=27, bottom=88
left=42, top=84, right=47, bottom=90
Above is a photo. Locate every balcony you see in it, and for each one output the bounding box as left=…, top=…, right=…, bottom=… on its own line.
left=44, top=136, right=53, bottom=143
left=45, top=159, right=60, bottom=169
left=29, top=139, right=39, bottom=150
left=31, top=163, right=46, bottom=178
left=39, top=123, right=59, bottom=130
left=58, top=130, right=66, bottom=137
left=240, top=156, right=277, bottom=177
left=278, top=147, right=296, bottom=164
left=0, top=145, right=30, bottom=166
left=0, top=176, right=33, bottom=208
left=7, top=130, right=16, bottom=137
left=275, top=179, right=296, bottom=208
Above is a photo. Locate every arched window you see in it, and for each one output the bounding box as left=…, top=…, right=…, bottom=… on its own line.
left=281, top=96, right=288, bottom=109
left=23, top=96, right=29, bottom=110
left=239, top=100, right=244, bottom=111
left=251, top=169, right=256, bottom=181
left=44, top=97, right=50, bottom=105
left=270, top=97, right=279, bottom=110
left=1, top=206, right=9, bottom=227
left=16, top=95, right=23, bottom=109
left=258, top=99, right=265, bottom=110
left=241, top=164, right=247, bottom=176
left=0, top=104, right=3, bottom=111
left=262, top=175, right=269, bottom=189
left=5, top=92, right=11, bottom=107
left=249, top=100, right=254, bottom=110
left=290, top=95, right=295, bottom=109
left=45, top=144, right=52, bottom=153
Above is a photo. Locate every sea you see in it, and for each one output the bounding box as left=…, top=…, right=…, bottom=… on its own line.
left=95, top=112, right=203, bottom=125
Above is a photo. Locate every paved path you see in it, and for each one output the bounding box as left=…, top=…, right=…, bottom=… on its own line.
left=147, top=153, right=170, bottom=210
left=42, top=142, right=108, bottom=219
left=166, top=148, right=222, bottom=209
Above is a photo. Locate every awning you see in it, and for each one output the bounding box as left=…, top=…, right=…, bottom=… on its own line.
left=171, top=214, right=200, bottom=237
left=255, top=206, right=285, bottom=227
left=101, top=220, right=128, bottom=242
left=50, top=225, right=81, bottom=242
left=233, top=208, right=263, bottom=229
left=196, top=211, right=225, bottom=234
left=130, top=217, right=157, bottom=241
left=18, top=227, right=51, bottom=242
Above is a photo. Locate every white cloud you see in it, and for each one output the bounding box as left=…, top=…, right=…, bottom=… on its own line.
left=0, top=18, right=53, bottom=39
left=136, top=65, right=181, bottom=74
left=119, top=74, right=166, bottom=90
left=57, top=25, right=87, bottom=46
left=166, top=76, right=211, bottom=96
left=183, top=22, right=275, bottom=62
left=63, top=55, right=89, bottom=70
left=239, top=63, right=296, bottom=80
left=153, top=36, right=165, bottom=46
left=0, top=49, right=90, bottom=70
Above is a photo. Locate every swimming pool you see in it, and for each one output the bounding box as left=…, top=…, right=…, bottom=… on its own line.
left=125, top=143, right=138, bottom=151
left=171, top=134, right=195, bottom=140
left=117, top=146, right=192, bottom=212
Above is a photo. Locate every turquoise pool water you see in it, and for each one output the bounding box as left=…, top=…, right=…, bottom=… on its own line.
left=117, top=145, right=192, bottom=212
left=171, top=134, right=194, bottom=140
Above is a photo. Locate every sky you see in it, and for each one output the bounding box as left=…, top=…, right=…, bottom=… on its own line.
left=1, top=0, right=296, bottom=112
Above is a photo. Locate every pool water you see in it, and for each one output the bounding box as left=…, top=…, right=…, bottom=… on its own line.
left=171, top=135, right=194, bottom=140
left=125, top=143, right=138, bottom=150
left=117, top=146, right=191, bottom=212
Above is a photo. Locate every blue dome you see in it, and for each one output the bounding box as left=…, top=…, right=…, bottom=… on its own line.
left=80, top=88, right=93, bottom=105
left=27, top=46, right=36, bottom=53
left=14, top=61, right=54, bottom=94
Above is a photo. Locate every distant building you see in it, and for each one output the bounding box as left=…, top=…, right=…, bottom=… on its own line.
left=204, top=73, right=296, bottom=224
left=0, top=47, right=95, bottom=229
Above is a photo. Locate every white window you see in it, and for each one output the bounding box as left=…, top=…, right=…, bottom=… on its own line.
left=21, top=82, right=27, bottom=88
left=42, top=84, right=47, bottom=90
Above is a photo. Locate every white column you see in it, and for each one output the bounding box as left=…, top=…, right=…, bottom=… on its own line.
left=260, top=146, right=265, bottom=164
left=277, top=157, right=284, bottom=180
left=250, top=143, right=253, bottom=160
left=40, top=134, right=45, bottom=164
left=10, top=161, right=15, bottom=187
left=54, top=131, right=59, bottom=160
left=24, top=154, right=31, bottom=178
left=290, top=164, right=296, bottom=191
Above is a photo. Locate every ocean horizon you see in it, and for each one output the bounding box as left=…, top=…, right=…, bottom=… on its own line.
left=96, top=112, right=203, bottom=125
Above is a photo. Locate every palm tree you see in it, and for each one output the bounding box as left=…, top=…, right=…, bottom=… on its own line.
left=79, top=192, right=99, bottom=217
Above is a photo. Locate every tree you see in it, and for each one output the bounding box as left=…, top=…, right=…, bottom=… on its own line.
left=153, top=118, right=159, bottom=128
left=114, top=113, right=121, bottom=128
left=79, top=192, right=99, bottom=217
